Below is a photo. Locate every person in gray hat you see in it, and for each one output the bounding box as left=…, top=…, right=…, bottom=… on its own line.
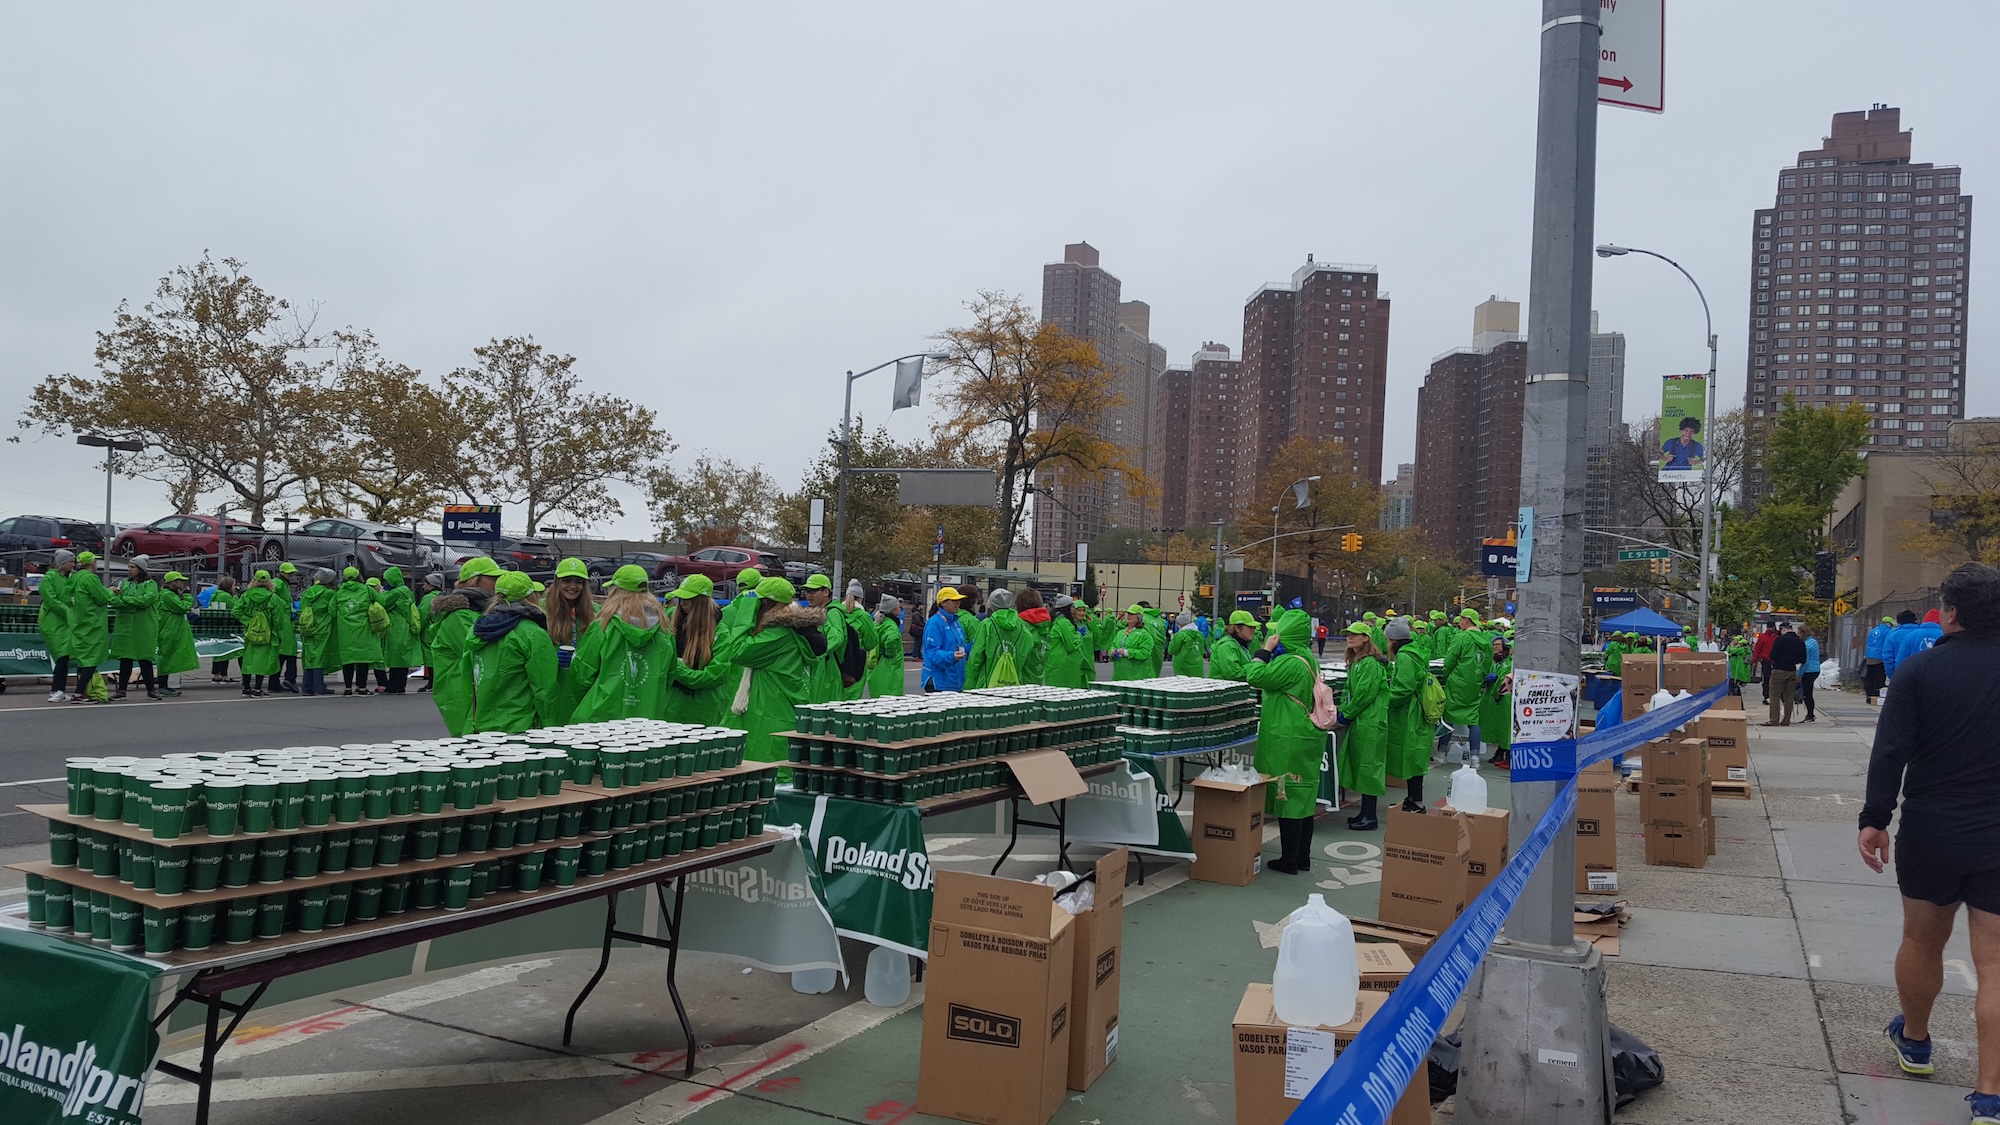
left=869, top=594, right=906, bottom=698
left=41, top=549, right=78, bottom=703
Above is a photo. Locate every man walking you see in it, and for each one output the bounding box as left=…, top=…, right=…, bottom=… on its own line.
left=1752, top=622, right=1777, bottom=703
left=1858, top=563, right=2000, bottom=1124
left=1863, top=615, right=1895, bottom=705
left=1763, top=622, right=1805, bottom=727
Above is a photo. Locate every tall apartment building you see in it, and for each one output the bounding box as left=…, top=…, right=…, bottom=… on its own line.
left=1112, top=301, right=1168, bottom=529
left=1412, top=299, right=1527, bottom=564
left=1583, top=316, right=1629, bottom=569
left=1380, top=463, right=1415, bottom=531
left=1743, top=106, right=1973, bottom=500
left=1149, top=341, right=1248, bottom=533
left=1239, top=258, right=1391, bottom=502
left=1154, top=364, right=1194, bottom=534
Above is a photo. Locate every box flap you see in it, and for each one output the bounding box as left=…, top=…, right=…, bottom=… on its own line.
left=1356, top=942, right=1415, bottom=977
left=1091, top=847, right=1128, bottom=911
left=1234, top=981, right=1275, bottom=1026
left=933, top=869, right=1060, bottom=938
left=1007, top=750, right=1088, bottom=805
left=1232, top=982, right=1387, bottom=1033
left=1192, top=772, right=1276, bottom=794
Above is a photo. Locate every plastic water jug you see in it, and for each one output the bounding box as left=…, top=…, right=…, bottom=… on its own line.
left=1447, top=763, right=1489, bottom=815
left=1648, top=688, right=1675, bottom=712
left=1271, top=893, right=1359, bottom=1027
left=790, top=967, right=838, bottom=994
left=864, top=945, right=912, bottom=1007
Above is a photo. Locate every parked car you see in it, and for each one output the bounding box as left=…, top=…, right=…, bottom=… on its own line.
left=112, top=515, right=264, bottom=565
left=587, top=551, right=679, bottom=580
left=0, top=515, right=105, bottom=569
left=779, top=559, right=825, bottom=583
left=258, top=517, right=420, bottom=579
left=492, top=536, right=557, bottom=575
left=412, top=534, right=487, bottom=578
left=659, top=546, right=785, bottom=583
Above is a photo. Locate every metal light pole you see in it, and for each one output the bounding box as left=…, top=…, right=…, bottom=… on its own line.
left=1210, top=520, right=1226, bottom=622
left=1270, top=475, right=1319, bottom=606
left=76, top=433, right=143, bottom=573
left=831, top=352, right=944, bottom=592
left=1596, top=244, right=1719, bottom=643
left=1458, top=1, right=1614, bottom=1120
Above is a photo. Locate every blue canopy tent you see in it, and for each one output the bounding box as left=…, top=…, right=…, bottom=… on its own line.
left=1597, top=607, right=1684, bottom=638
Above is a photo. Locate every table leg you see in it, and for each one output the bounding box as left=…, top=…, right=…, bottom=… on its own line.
left=656, top=879, right=697, bottom=1078
left=1053, top=799, right=1074, bottom=873
left=988, top=797, right=1024, bottom=875
left=153, top=977, right=268, bottom=1125
left=563, top=893, right=620, bottom=1047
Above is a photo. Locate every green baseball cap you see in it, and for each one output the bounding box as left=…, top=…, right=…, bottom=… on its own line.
left=755, top=575, right=797, bottom=603
left=1227, top=610, right=1258, bottom=627
left=76, top=551, right=97, bottom=566
left=495, top=571, right=534, bottom=600
left=607, top=564, right=649, bottom=592
left=278, top=561, right=297, bottom=574
left=458, top=557, right=503, bottom=581
left=1459, top=608, right=1480, bottom=622
left=1344, top=621, right=1372, bottom=636
left=531, top=581, right=546, bottom=594
left=163, top=570, right=186, bottom=583
left=343, top=566, right=361, bottom=580
left=1125, top=604, right=1146, bottom=615
left=669, top=573, right=715, bottom=600
left=555, top=558, right=588, bottom=579
left=366, top=577, right=382, bottom=587
left=802, top=573, right=832, bottom=590
left=736, top=567, right=762, bottom=587
left=1430, top=610, right=1447, bottom=622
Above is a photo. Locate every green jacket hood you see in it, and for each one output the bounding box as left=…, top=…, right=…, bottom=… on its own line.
left=603, top=614, right=665, bottom=647
left=383, top=567, right=404, bottom=588
left=1275, top=608, right=1312, bottom=650
left=986, top=608, right=1023, bottom=636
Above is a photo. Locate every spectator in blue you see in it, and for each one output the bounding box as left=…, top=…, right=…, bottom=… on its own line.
left=922, top=586, right=970, bottom=692
left=1863, top=615, right=1896, bottom=705
left=1891, top=609, right=1943, bottom=679
left=1883, top=610, right=1922, bottom=678
left=1597, top=686, right=1633, bottom=776
left=1799, top=626, right=1822, bottom=724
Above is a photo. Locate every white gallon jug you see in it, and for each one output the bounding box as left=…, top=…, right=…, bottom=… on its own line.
left=863, top=945, right=912, bottom=1007
left=1447, top=762, right=1489, bottom=815
left=1272, top=893, right=1359, bottom=1027
left=790, top=967, right=838, bottom=994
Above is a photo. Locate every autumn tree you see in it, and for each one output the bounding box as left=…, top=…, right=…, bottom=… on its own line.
left=16, top=254, right=340, bottom=524
left=299, top=337, right=481, bottom=523
left=930, top=292, right=1129, bottom=568
left=1726, top=395, right=1870, bottom=606
left=1235, top=438, right=1383, bottom=597
left=450, top=336, right=674, bottom=531
left=649, top=452, right=782, bottom=548
left=772, top=419, right=997, bottom=579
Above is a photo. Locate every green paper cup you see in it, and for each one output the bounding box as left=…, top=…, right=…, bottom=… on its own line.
left=150, top=782, right=194, bottom=841
left=325, top=884, right=351, bottom=928
left=464, top=813, right=493, bottom=854
left=663, top=822, right=684, bottom=857
left=290, top=834, right=323, bottom=880
left=610, top=796, right=635, bottom=830
left=476, top=761, right=499, bottom=806
left=47, top=823, right=78, bottom=867
left=374, top=824, right=407, bottom=866
left=391, top=767, right=420, bottom=816
left=413, top=871, right=444, bottom=911
left=224, top=899, right=259, bottom=944
left=66, top=758, right=100, bottom=816
left=585, top=801, right=612, bottom=835
left=294, top=887, right=330, bottom=932
left=221, top=840, right=256, bottom=887
left=557, top=807, right=583, bottom=838
left=350, top=878, right=385, bottom=921
left=748, top=809, right=766, bottom=835
left=536, top=808, right=560, bottom=843
left=333, top=772, right=367, bottom=823
left=491, top=812, right=518, bottom=851
left=551, top=844, right=581, bottom=886
left=609, top=831, right=635, bottom=870
left=515, top=851, right=545, bottom=892
left=568, top=746, right=599, bottom=784
left=649, top=793, right=673, bottom=822
left=79, top=890, right=104, bottom=942
left=495, top=758, right=524, bottom=802
left=129, top=844, right=155, bottom=891
left=363, top=769, right=394, bottom=820
left=598, top=747, right=628, bottom=790
left=106, top=897, right=142, bottom=950
left=470, top=860, right=495, bottom=900
left=731, top=808, right=749, bottom=840
left=381, top=874, right=412, bottom=914
left=180, top=902, right=217, bottom=950
left=438, top=819, right=463, bottom=858
left=255, top=838, right=290, bottom=884
left=42, top=881, right=73, bottom=932
left=348, top=826, right=378, bottom=870
left=582, top=838, right=610, bottom=877
left=303, top=772, right=336, bottom=827
left=699, top=814, right=721, bottom=850
left=142, top=904, right=179, bottom=954
left=25, top=874, right=46, bottom=926
left=675, top=750, right=695, bottom=778
left=114, top=838, right=135, bottom=884
left=189, top=842, right=224, bottom=892
left=153, top=846, right=189, bottom=896
left=449, top=762, right=480, bottom=810
left=320, top=829, right=352, bottom=874
left=644, top=823, right=667, bottom=861
left=255, top=893, right=288, bottom=939
left=203, top=780, right=243, bottom=835
left=91, top=766, right=125, bottom=821
left=241, top=776, right=279, bottom=834
left=276, top=774, right=309, bottom=830
left=411, top=823, right=443, bottom=861
left=418, top=766, right=451, bottom=814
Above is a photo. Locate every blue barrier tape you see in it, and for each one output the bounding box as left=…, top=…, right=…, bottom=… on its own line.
left=1286, top=677, right=1727, bottom=1124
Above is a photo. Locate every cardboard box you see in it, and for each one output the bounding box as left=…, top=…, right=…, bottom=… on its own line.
left=1644, top=820, right=1709, bottom=869
left=1640, top=779, right=1711, bottom=828
left=1713, top=693, right=1744, bottom=712
left=918, top=871, right=1076, bottom=1125
left=1622, top=654, right=1662, bottom=717
left=1667, top=652, right=1728, bottom=692
left=1455, top=807, right=1511, bottom=899
left=1357, top=940, right=1415, bottom=992
left=1064, top=849, right=1126, bottom=1092
left=1189, top=774, right=1270, bottom=886
left=1575, top=761, right=1619, bottom=894
left=1378, top=806, right=1470, bottom=933
left=1231, top=984, right=1430, bottom=1125
left=1349, top=920, right=1437, bottom=962
left=1707, top=744, right=1749, bottom=784
left=1641, top=738, right=1708, bottom=787
left=1693, top=713, right=1748, bottom=751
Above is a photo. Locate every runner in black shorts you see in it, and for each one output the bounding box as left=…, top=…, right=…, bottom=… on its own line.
left=1860, top=563, right=2000, bottom=1123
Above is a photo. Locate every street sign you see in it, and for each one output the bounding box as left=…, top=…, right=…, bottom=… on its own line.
left=1515, top=506, right=1534, bottom=583
left=1479, top=539, right=1518, bottom=578
left=1617, top=547, right=1672, bottom=561
left=807, top=497, right=825, bottom=553
left=1592, top=588, right=1641, bottom=612
left=442, top=505, right=501, bottom=541
left=1598, top=0, right=1664, bottom=113
left=1235, top=591, right=1268, bottom=609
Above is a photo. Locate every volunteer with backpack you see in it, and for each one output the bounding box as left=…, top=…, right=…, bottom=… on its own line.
left=1249, top=608, right=1335, bottom=873
left=1108, top=605, right=1158, bottom=681
left=467, top=570, right=560, bottom=733
left=1439, top=608, right=1490, bottom=765
left=666, top=573, right=735, bottom=723
left=967, top=588, right=1028, bottom=689
left=333, top=566, right=384, bottom=695
left=298, top=568, right=339, bottom=695
left=273, top=562, right=301, bottom=692
left=838, top=580, right=874, bottom=701
left=570, top=564, right=674, bottom=723
left=731, top=576, right=827, bottom=763
left=66, top=552, right=110, bottom=703
left=867, top=596, right=907, bottom=698
left=40, top=550, right=76, bottom=703
left=109, top=555, right=162, bottom=701
left=1209, top=611, right=1259, bottom=682
left=1482, top=633, right=1514, bottom=769
left=231, top=571, right=286, bottom=697
left=154, top=571, right=198, bottom=697
left=798, top=574, right=851, bottom=704
left=1383, top=617, right=1432, bottom=811
left=375, top=566, right=420, bottom=695
left=1011, top=588, right=1052, bottom=686
left=1169, top=611, right=1207, bottom=676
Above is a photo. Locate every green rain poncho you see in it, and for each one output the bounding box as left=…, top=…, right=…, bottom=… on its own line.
left=967, top=607, right=1028, bottom=689
left=1246, top=610, right=1330, bottom=818
left=667, top=608, right=737, bottom=724
left=108, top=577, right=159, bottom=661
left=428, top=587, right=492, bottom=736
left=840, top=605, right=873, bottom=702
left=571, top=614, right=677, bottom=722
left=67, top=566, right=111, bottom=667
left=1208, top=633, right=1253, bottom=683
left=1408, top=626, right=1434, bottom=663
left=1143, top=607, right=1167, bottom=677
left=1384, top=642, right=1430, bottom=782
left=1037, top=614, right=1093, bottom=688
left=1439, top=623, right=1489, bottom=726
left=808, top=599, right=851, bottom=705
left=730, top=601, right=821, bottom=764
left=1603, top=636, right=1627, bottom=677
left=417, top=588, right=441, bottom=667
left=270, top=574, right=297, bottom=663
left=1168, top=627, right=1206, bottom=677
left=1110, top=618, right=1157, bottom=682
left=1727, top=635, right=1753, bottom=683
left=1335, top=640, right=1390, bottom=799
left=300, top=582, right=339, bottom=670
left=868, top=614, right=906, bottom=697
left=155, top=586, right=199, bottom=675
left=231, top=585, right=285, bottom=676
left=1480, top=647, right=1513, bottom=752
left=468, top=600, right=560, bottom=734
left=718, top=570, right=762, bottom=641
left=378, top=568, right=420, bottom=668
left=37, top=568, right=74, bottom=660
left=334, top=578, right=383, bottom=666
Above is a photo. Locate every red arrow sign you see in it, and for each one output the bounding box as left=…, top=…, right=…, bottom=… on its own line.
left=1598, top=75, right=1633, bottom=93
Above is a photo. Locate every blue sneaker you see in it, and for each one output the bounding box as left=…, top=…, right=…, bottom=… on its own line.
left=1886, top=1014, right=1934, bottom=1075
left=1969, top=1091, right=2000, bottom=1125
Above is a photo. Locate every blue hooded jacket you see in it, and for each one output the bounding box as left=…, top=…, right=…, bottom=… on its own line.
left=922, top=609, right=968, bottom=691
left=1865, top=621, right=1894, bottom=661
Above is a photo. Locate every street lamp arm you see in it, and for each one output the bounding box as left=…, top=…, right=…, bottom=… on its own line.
left=1234, top=524, right=1358, bottom=552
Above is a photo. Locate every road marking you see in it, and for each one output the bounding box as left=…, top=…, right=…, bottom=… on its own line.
left=148, top=1056, right=636, bottom=1105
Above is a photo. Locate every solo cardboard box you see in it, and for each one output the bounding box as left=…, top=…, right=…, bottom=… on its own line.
left=1231, top=984, right=1430, bottom=1125
left=1378, top=805, right=1470, bottom=933
left=1622, top=654, right=1662, bottom=718
left=1357, top=941, right=1415, bottom=992
left=1065, top=849, right=1126, bottom=1092
left=918, top=871, right=1076, bottom=1125
left=1707, top=745, right=1749, bottom=784
left=1190, top=773, right=1271, bottom=886
left=1644, top=820, right=1709, bottom=869
left=1640, top=779, right=1711, bottom=828
left=1575, top=761, right=1619, bottom=894
left=1666, top=652, right=1727, bottom=692
left=1640, top=738, right=1708, bottom=787
left=1713, top=692, right=1743, bottom=712
left=1454, top=807, right=1511, bottom=899
left=1694, top=715, right=1750, bottom=782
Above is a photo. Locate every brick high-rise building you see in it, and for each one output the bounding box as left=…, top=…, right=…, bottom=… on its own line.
left=1112, top=301, right=1169, bottom=530
left=1154, top=364, right=1194, bottom=533
left=1583, top=315, right=1629, bottom=570
left=1150, top=341, right=1249, bottom=534
left=1239, top=258, right=1391, bottom=502
left=1413, top=299, right=1527, bottom=564
left=1744, top=106, right=1973, bottom=500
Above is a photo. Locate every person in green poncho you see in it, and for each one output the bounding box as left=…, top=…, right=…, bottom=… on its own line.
left=730, top=576, right=825, bottom=764
left=1108, top=605, right=1158, bottom=681
left=1141, top=604, right=1167, bottom=677
left=1010, top=588, right=1052, bottom=686
left=1438, top=608, right=1490, bottom=765
left=1042, top=595, right=1093, bottom=687
left=1332, top=621, right=1390, bottom=831
left=153, top=570, right=198, bottom=696
left=799, top=573, right=852, bottom=704
left=1481, top=633, right=1513, bottom=768
left=1084, top=604, right=1119, bottom=666
left=39, top=550, right=76, bottom=703
left=868, top=596, right=908, bottom=697
left=333, top=567, right=384, bottom=694
left=1382, top=617, right=1430, bottom=811
left=1247, top=608, right=1332, bottom=872
left=954, top=587, right=984, bottom=657
left=718, top=567, right=762, bottom=642
left=108, top=555, right=162, bottom=701
left=1726, top=631, right=1753, bottom=696
left=467, top=570, right=559, bottom=734
left=1407, top=618, right=1433, bottom=662
left=66, top=552, right=110, bottom=704
left=1208, top=610, right=1259, bottom=683
left=417, top=572, right=445, bottom=691
left=836, top=579, right=873, bottom=702
left=966, top=587, right=1029, bottom=688
left=1363, top=611, right=1387, bottom=653
left=429, top=558, right=501, bottom=734
left=298, top=568, right=339, bottom=695
left=273, top=562, right=301, bottom=692
left=538, top=558, right=595, bottom=721
left=373, top=566, right=421, bottom=695
left=231, top=571, right=285, bottom=696
left=571, top=564, right=675, bottom=722
left=365, top=577, right=389, bottom=685
left=1602, top=632, right=1628, bottom=677
left=666, top=572, right=736, bottom=722
left=1168, top=611, right=1207, bottom=676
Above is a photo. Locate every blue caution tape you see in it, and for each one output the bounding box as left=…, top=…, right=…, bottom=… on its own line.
left=1286, top=677, right=1727, bottom=1124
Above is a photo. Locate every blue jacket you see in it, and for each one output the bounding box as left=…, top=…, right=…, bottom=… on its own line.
left=1889, top=621, right=1940, bottom=674
left=922, top=610, right=969, bottom=691
left=1865, top=623, right=1894, bottom=661
left=1803, top=637, right=1821, bottom=674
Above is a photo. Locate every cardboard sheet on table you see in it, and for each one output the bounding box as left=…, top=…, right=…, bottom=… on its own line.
left=1006, top=749, right=1088, bottom=805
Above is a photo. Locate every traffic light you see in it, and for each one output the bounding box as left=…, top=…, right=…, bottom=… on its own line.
left=1813, top=551, right=1836, bottom=600
left=1197, top=583, right=1213, bottom=598
left=1340, top=532, right=1363, bottom=552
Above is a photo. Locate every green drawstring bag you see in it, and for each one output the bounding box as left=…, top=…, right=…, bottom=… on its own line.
left=243, top=612, right=272, bottom=647
left=367, top=601, right=390, bottom=635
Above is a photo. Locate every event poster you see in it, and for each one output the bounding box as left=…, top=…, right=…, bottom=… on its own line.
left=769, top=792, right=935, bottom=958
left=1511, top=669, right=1581, bottom=745
left=1657, top=374, right=1708, bottom=482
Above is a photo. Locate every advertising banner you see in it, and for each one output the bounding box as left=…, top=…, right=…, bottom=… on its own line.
left=0, top=928, right=161, bottom=1125
left=770, top=792, right=934, bottom=958
left=1066, top=760, right=1161, bottom=848
left=1657, top=374, right=1709, bottom=482
left=676, top=831, right=846, bottom=983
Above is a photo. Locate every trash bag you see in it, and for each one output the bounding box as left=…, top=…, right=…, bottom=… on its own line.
left=1423, top=1024, right=1665, bottom=1108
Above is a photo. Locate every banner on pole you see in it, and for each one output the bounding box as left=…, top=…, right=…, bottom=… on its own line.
left=771, top=792, right=935, bottom=957
left=0, top=928, right=161, bottom=1125
left=1117, top=755, right=1199, bottom=859
left=1657, top=374, right=1709, bottom=482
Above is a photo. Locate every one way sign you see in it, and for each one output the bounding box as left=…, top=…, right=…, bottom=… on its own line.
left=1598, top=0, right=1663, bottom=114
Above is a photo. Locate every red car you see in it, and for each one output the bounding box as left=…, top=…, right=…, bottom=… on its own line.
left=661, top=546, right=785, bottom=583
left=111, top=515, right=265, bottom=566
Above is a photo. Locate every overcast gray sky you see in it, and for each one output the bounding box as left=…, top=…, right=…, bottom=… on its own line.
left=4, top=2, right=1994, bottom=539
